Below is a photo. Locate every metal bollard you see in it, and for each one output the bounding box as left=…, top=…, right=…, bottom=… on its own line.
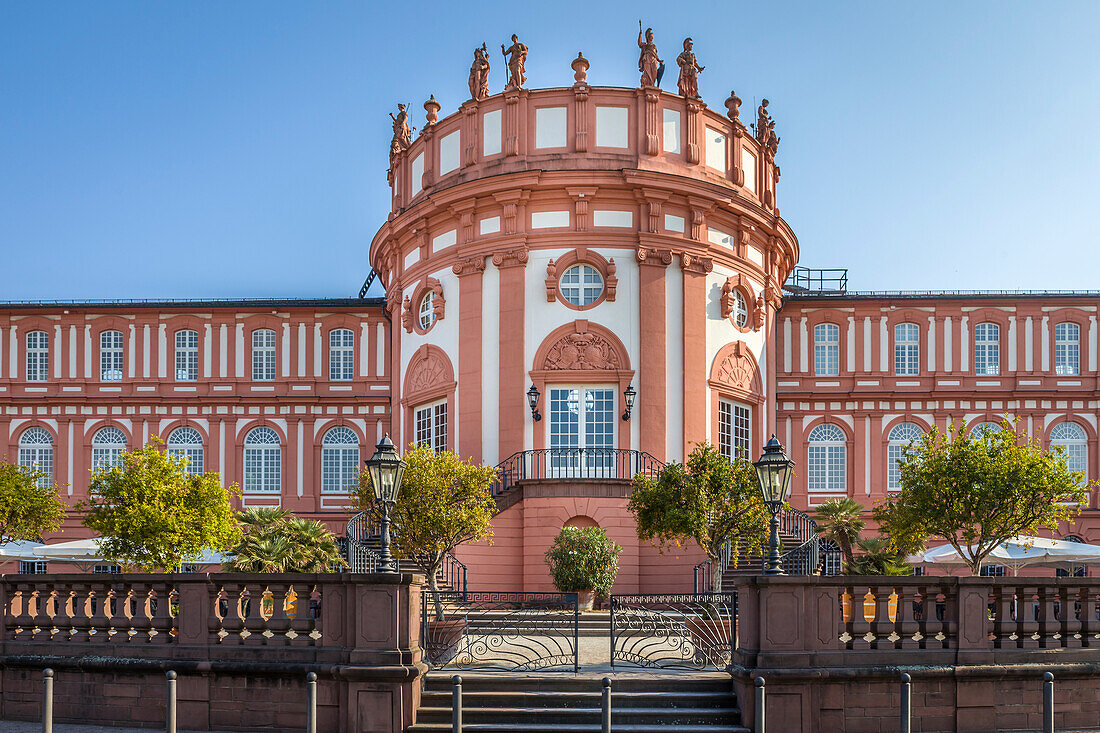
left=42, top=668, right=54, bottom=733
left=754, top=677, right=765, bottom=733
left=900, top=673, right=911, bottom=733
left=451, top=675, right=462, bottom=733
left=1043, top=672, right=1054, bottom=733
left=601, top=677, right=611, bottom=733
left=306, top=672, right=317, bottom=733
left=166, top=671, right=177, bottom=733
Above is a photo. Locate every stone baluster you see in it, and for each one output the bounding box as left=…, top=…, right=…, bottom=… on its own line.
left=1017, top=586, right=1040, bottom=649
left=849, top=584, right=873, bottom=650
left=1062, top=583, right=1083, bottom=649
left=1036, top=584, right=1060, bottom=648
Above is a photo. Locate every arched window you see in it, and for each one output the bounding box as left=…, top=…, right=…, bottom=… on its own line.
left=175, top=330, right=198, bottom=382
left=167, top=426, right=204, bottom=476
left=18, top=427, right=53, bottom=487
left=971, top=421, right=1003, bottom=437
left=559, top=264, right=604, bottom=307
left=1057, top=535, right=1088, bottom=578
left=92, top=426, right=127, bottom=470
left=893, top=323, right=919, bottom=376
left=26, top=331, right=49, bottom=382
left=887, top=422, right=923, bottom=491
left=1055, top=322, right=1080, bottom=376
left=732, top=290, right=749, bottom=329
left=1050, top=422, right=1088, bottom=479
left=321, top=426, right=359, bottom=493
left=252, top=329, right=276, bottom=381
left=807, top=423, right=846, bottom=493
left=418, top=292, right=436, bottom=330
left=973, top=323, right=999, bottom=376
left=243, top=426, right=281, bottom=493
left=813, top=323, right=839, bottom=376
left=329, top=329, right=355, bottom=381
left=100, top=330, right=124, bottom=382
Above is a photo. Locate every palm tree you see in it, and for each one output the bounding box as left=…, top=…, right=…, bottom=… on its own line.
left=816, top=498, right=865, bottom=572
left=225, top=510, right=345, bottom=573
left=848, top=536, right=914, bottom=576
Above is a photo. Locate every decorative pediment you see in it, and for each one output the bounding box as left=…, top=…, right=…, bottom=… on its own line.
left=404, top=345, right=455, bottom=397
left=535, top=319, right=629, bottom=373
left=710, top=340, right=762, bottom=399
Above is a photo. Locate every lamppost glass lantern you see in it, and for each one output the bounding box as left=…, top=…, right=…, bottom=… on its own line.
left=365, top=435, right=406, bottom=573
left=527, top=384, right=542, bottom=421
left=622, top=383, right=637, bottom=421
left=753, top=434, right=795, bottom=575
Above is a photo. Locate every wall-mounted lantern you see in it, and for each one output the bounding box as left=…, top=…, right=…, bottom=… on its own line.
left=621, top=383, right=637, bottom=421
left=527, top=384, right=542, bottom=422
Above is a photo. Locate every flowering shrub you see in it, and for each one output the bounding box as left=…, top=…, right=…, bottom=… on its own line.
left=544, top=526, right=622, bottom=596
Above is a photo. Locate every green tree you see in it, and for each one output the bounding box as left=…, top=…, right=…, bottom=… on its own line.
left=80, top=440, right=241, bottom=571
left=847, top=536, right=913, bottom=576
left=874, top=420, right=1089, bottom=575
left=544, top=526, right=622, bottom=597
left=0, top=459, right=65, bottom=545
left=355, top=445, right=497, bottom=620
left=629, top=442, right=769, bottom=593
left=815, top=498, right=865, bottom=572
left=225, top=507, right=345, bottom=573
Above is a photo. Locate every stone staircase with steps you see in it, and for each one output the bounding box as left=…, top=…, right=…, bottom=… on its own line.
left=720, top=527, right=806, bottom=586
left=406, top=672, right=748, bottom=732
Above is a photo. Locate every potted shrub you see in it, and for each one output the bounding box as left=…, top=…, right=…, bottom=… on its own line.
left=544, top=526, right=622, bottom=610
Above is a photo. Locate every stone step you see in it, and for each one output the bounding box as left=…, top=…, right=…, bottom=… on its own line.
left=422, top=672, right=733, bottom=693
left=413, top=705, right=742, bottom=726
left=407, top=724, right=749, bottom=732
left=420, top=690, right=734, bottom=710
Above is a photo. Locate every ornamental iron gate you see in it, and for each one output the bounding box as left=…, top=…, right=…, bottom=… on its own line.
left=421, top=591, right=579, bottom=672
left=610, top=593, right=737, bottom=670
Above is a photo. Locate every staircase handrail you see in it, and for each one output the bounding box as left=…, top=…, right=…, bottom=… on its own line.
left=778, top=535, right=822, bottom=576
left=441, top=552, right=468, bottom=597
left=776, top=504, right=819, bottom=545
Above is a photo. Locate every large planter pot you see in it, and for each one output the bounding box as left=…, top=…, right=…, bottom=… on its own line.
left=685, top=617, right=732, bottom=666
left=576, top=589, right=596, bottom=611
left=424, top=617, right=466, bottom=666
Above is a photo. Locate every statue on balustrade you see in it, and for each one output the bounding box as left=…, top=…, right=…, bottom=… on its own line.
left=676, top=38, right=704, bottom=98
left=637, top=22, right=664, bottom=88
left=501, top=34, right=528, bottom=90
left=468, top=43, right=490, bottom=100
left=756, top=99, right=773, bottom=146
left=388, top=104, right=412, bottom=164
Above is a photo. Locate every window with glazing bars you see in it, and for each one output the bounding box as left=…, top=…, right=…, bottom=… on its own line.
left=717, top=399, right=751, bottom=459
left=243, top=426, right=281, bottom=492
left=100, top=330, right=124, bottom=381
left=26, top=331, right=49, bottom=382
left=321, top=426, right=360, bottom=492
left=18, top=427, right=53, bottom=487
left=167, top=426, right=204, bottom=475
left=807, top=423, right=846, bottom=492
left=886, top=422, right=922, bottom=491
left=252, top=329, right=276, bottom=381
left=175, top=330, right=198, bottom=381
left=893, top=323, right=919, bottom=376
left=414, top=401, right=447, bottom=452
left=973, top=323, right=999, bottom=376
left=1055, top=322, right=1080, bottom=376
left=813, top=323, right=840, bottom=376
left=329, top=329, right=355, bottom=381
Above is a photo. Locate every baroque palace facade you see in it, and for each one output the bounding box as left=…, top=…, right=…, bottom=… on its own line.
left=2, top=43, right=1097, bottom=589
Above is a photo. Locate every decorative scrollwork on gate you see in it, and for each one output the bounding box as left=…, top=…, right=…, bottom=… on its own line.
left=422, top=591, right=578, bottom=672
left=610, top=593, right=737, bottom=670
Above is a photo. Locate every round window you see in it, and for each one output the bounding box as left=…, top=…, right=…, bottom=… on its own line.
left=733, top=290, right=749, bottom=328
left=418, top=292, right=436, bottom=330
left=560, top=264, right=604, bottom=307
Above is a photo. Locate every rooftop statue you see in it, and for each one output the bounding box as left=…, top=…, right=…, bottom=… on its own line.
left=468, top=43, right=490, bottom=101
left=676, top=37, right=704, bottom=98
left=388, top=104, right=412, bottom=165
left=637, top=22, right=664, bottom=88
left=501, top=34, right=528, bottom=90
left=756, top=99, right=773, bottom=146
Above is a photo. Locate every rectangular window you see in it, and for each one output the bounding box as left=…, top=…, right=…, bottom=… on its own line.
left=887, top=444, right=904, bottom=491
left=742, top=147, right=757, bottom=193
left=535, top=106, right=567, bottom=149
left=482, top=109, right=502, bottom=156
left=439, top=130, right=460, bottom=175
left=808, top=445, right=846, bottom=492
left=93, top=565, right=122, bottom=574
left=432, top=229, right=457, bottom=251
left=414, top=400, right=447, bottom=452
left=251, top=330, right=276, bottom=381
left=175, top=330, right=198, bottom=382
left=479, top=216, right=500, bottom=235
left=593, top=210, right=632, bottom=228
left=26, top=331, right=49, bottom=382
left=707, top=228, right=733, bottom=247
left=718, top=399, right=751, bottom=459
left=814, top=324, right=840, bottom=376
left=979, top=565, right=1006, bottom=577
left=410, top=153, right=423, bottom=196
left=973, top=323, right=1000, bottom=376
left=705, top=127, right=727, bottom=171
left=662, top=108, right=681, bottom=154
left=329, top=329, right=354, bottom=381
left=894, top=323, right=920, bottom=376
left=1055, top=322, right=1080, bottom=376
left=664, top=214, right=685, bottom=233
left=19, top=561, right=48, bottom=574
left=243, top=447, right=280, bottom=492
left=100, top=331, right=124, bottom=382
left=548, top=386, right=615, bottom=475
left=531, top=210, right=570, bottom=229
left=595, top=106, right=629, bottom=148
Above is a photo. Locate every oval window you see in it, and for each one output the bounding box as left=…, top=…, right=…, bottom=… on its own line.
left=560, top=264, right=604, bottom=307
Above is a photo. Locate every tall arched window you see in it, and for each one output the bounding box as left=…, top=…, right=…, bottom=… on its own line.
left=18, top=427, right=54, bottom=487
left=243, top=426, right=281, bottom=493
left=973, top=323, right=999, bottom=376
left=887, top=422, right=923, bottom=491
left=813, top=323, right=840, bottom=376
left=329, top=329, right=355, bottom=381
left=1055, top=322, right=1080, bottom=376
left=251, top=329, right=276, bottom=381
left=321, top=426, right=359, bottom=493
left=92, top=426, right=127, bottom=470
left=26, top=331, right=50, bottom=382
left=732, top=290, right=749, bottom=329
left=167, top=426, right=204, bottom=475
left=1050, top=422, right=1088, bottom=479
left=893, top=323, right=919, bottom=376
left=807, top=423, right=846, bottom=494
left=100, top=330, right=124, bottom=382
left=971, top=421, right=1002, bottom=438
left=175, top=329, right=199, bottom=382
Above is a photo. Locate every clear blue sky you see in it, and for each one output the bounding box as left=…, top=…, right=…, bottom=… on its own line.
left=2, top=2, right=1098, bottom=300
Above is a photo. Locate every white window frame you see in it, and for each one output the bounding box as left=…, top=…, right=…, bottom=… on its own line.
left=167, top=426, right=204, bottom=476
left=243, top=426, right=281, bottom=493
left=732, top=290, right=749, bottom=329
left=26, top=330, right=49, bottom=383
left=1055, top=322, right=1080, bottom=376
left=321, top=426, right=360, bottom=493
left=100, top=330, right=124, bottom=382
left=251, top=329, right=276, bottom=381
left=973, top=322, right=1000, bottom=376
left=1050, top=422, right=1088, bottom=480
left=717, top=399, right=751, bottom=459
left=175, top=329, right=199, bottom=382
left=886, top=422, right=923, bottom=491
left=559, top=264, right=604, bottom=307
left=418, top=293, right=436, bottom=330
left=893, top=323, right=920, bottom=376
left=547, top=385, right=616, bottom=476
left=329, top=328, right=355, bottom=381
left=91, top=426, right=127, bottom=471
left=414, top=400, right=448, bottom=452
left=813, top=323, right=840, bottom=376
left=807, top=423, right=846, bottom=494
left=18, top=426, right=54, bottom=487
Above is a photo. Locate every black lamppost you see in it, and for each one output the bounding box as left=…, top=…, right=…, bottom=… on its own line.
left=364, top=435, right=406, bottom=573
left=621, top=383, right=637, bottom=421
left=754, top=434, right=795, bottom=576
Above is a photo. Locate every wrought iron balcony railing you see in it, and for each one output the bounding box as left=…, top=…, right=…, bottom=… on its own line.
left=491, top=448, right=665, bottom=497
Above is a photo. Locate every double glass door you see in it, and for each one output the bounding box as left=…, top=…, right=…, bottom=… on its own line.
left=547, top=386, right=616, bottom=477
